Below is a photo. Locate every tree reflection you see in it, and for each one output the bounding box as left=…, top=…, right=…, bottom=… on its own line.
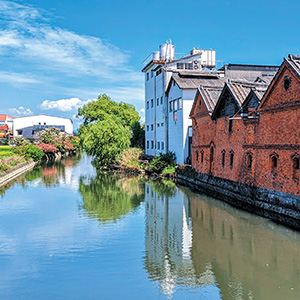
left=79, top=173, right=145, bottom=223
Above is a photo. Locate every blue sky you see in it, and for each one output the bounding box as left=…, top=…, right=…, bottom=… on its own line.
left=0, top=0, right=299, bottom=128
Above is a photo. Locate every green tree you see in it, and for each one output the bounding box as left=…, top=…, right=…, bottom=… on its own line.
left=130, top=121, right=145, bottom=149
left=82, top=117, right=131, bottom=168
left=77, top=94, right=140, bottom=127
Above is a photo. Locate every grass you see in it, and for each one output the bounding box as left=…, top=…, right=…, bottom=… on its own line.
left=119, top=148, right=142, bottom=170
left=0, top=146, right=15, bottom=158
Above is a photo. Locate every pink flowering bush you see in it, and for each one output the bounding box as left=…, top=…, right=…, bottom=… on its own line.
left=64, top=140, right=74, bottom=151
left=36, top=143, right=58, bottom=153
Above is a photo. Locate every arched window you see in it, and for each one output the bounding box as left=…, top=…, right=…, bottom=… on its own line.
left=247, top=152, right=253, bottom=170
left=292, top=154, right=300, bottom=179
left=230, top=150, right=234, bottom=168
left=200, top=150, right=204, bottom=166
left=270, top=153, right=278, bottom=174
left=210, top=146, right=214, bottom=162
left=196, top=151, right=199, bottom=162
left=221, top=150, right=226, bottom=168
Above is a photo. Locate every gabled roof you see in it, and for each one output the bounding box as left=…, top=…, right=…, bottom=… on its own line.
left=211, top=80, right=269, bottom=120
left=258, top=54, right=300, bottom=109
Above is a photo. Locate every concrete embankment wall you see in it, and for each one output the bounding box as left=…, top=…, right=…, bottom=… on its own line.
left=177, top=167, right=300, bottom=230
left=0, top=162, right=36, bottom=188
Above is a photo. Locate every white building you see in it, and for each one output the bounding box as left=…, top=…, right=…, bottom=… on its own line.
left=166, top=73, right=224, bottom=164
left=142, top=40, right=216, bottom=162
left=12, top=114, right=73, bottom=138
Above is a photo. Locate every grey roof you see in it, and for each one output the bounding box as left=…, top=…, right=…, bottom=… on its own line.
left=172, top=75, right=225, bottom=90
left=227, top=80, right=269, bottom=106
left=286, top=54, right=300, bottom=77
left=198, top=86, right=224, bottom=112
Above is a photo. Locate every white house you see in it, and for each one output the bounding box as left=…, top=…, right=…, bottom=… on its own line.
left=12, top=114, right=73, bottom=138
left=142, top=40, right=216, bottom=158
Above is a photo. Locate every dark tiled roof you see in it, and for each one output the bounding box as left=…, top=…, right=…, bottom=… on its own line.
left=173, top=75, right=225, bottom=90
left=286, top=54, right=300, bottom=77
left=198, top=86, right=224, bottom=112
left=227, top=80, right=269, bottom=106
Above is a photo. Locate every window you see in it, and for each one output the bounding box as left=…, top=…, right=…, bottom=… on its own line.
left=196, top=151, right=199, bottom=162
left=151, top=70, right=153, bottom=78
left=161, top=123, right=164, bottom=127
left=177, top=63, right=184, bottom=69
left=44, top=122, right=46, bottom=125
left=151, top=99, right=153, bottom=108
left=292, top=155, right=299, bottom=178
left=247, top=153, right=253, bottom=170
left=147, top=101, right=149, bottom=109
left=284, top=76, right=291, bottom=90
left=151, top=124, right=153, bottom=131
left=270, top=153, right=278, bottom=174
left=230, top=150, right=234, bottom=168
left=210, top=147, right=214, bottom=162
left=156, top=69, right=162, bottom=76
left=229, top=118, right=233, bottom=133
left=147, top=141, right=149, bottom=149
left=157, top=123, right=160, bottom=127
left=147, top=125, right=149, bottom=131
left=178, top=98, right=182, bottom=110
left=222, top=150, right=226, bottom=168
left=173, top=99, right=178, bottom=111
left=146, top=73, right=149, bottom=81
left=157, top=98, right=159, bottom=106
left=158, top=142, right=160, bottom=150
left=161, top=96, right=163, bottom=104
left=161, top=142, right=164, bottom=150
left=38, top=122, right=41, bottom=125
left=151, top=141, right=154, bottom=149
left=17, top=130, right=22, bottom=135
left=185, top=63, right=193, bottom=70
left=200, top=150, right=204, bottom=165
left=170, top=101, right=173, bottom=112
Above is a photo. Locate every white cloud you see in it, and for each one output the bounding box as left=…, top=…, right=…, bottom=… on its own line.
left=40, top=97, right=94, bottom=112
left=9, top=106, right=33, bottom=115
left=0, top=1, right=141, bottom=83
left=0, top=71, right=40, bottom=85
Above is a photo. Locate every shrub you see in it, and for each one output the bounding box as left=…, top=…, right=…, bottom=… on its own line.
left=119, top=148, right=142, bottom=170
left=0, top=164, right=9, bottom=172
left=162, top=166, right=176, bottom=175
left=25, top=144, right=45, bottom=162
left=36, top=143, right=58, bottom=153
left=147, top=152, right=176, bottom=174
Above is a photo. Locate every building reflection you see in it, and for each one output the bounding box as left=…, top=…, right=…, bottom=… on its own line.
left=144, top=181, right=217, bottom=298
left=144, top=182, right=300, bottom=300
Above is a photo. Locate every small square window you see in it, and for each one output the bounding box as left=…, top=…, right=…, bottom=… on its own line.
left=147, top=125, right=149, bottom=131
left=147, top=141, right=149, bottom=149
left=158, top=142, right=160, bottom=150
left=151, top=141, right=154, bottom=149
left=161, top=142, right=164, bottom=150
left=151, top=124, right=153, bottom=131
left=157, top=123, right=160, bottom=127
left=161, top=96, right=163, bottom=104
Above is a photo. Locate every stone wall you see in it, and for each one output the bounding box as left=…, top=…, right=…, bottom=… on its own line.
left=177, top=166, right=300, bottom=230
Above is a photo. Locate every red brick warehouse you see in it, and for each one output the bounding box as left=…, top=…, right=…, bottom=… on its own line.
left=190, top=55, right=300, bottom=197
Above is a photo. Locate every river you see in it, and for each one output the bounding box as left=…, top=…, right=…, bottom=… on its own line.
left=0, top=154, right=299, bottom=299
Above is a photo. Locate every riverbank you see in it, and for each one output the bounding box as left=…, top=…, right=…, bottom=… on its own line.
left=176, top=166, right=300, bottom=230
left=0, top=161, right=36, bottom=188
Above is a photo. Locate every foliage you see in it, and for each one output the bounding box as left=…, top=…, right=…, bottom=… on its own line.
left=79, top=173, right=144, bottom=223
left=36, top=143, right=58, bottom=153
left=0, top=155, right=26, bottom=175
left=10, top=137, right=30, bottom=147
left=25, top=144, right=45, bottom=162
left=38, top=127, right=61, bottom=145
left=77, top=94, right=140, bottom=128
left=82, top=118, right=131, bottom=168
left=67, top=136, right=81, bottom=150
left=147, top=152, right=176, bottom=174
left=130, top=121, right=145, bottom=149
left=162, top=166, right=176, bottom=175
left=118, top=148, right=142, bottom=170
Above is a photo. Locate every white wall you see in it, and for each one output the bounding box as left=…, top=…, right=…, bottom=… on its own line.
left=13, top=115, right=73, bottom=136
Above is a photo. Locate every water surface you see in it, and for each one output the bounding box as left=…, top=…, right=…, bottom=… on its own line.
left=0, top=154, right=299, bottom=299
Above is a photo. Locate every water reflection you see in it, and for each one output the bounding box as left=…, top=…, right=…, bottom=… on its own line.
left=144, top=183, right=300, bottom=300
left=79, top=173, right=145, bottom=223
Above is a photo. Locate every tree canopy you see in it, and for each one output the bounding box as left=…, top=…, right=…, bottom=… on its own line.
left=77, top=94, right=140, bottom=127
left=78, top=94, right=144, bottom=168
